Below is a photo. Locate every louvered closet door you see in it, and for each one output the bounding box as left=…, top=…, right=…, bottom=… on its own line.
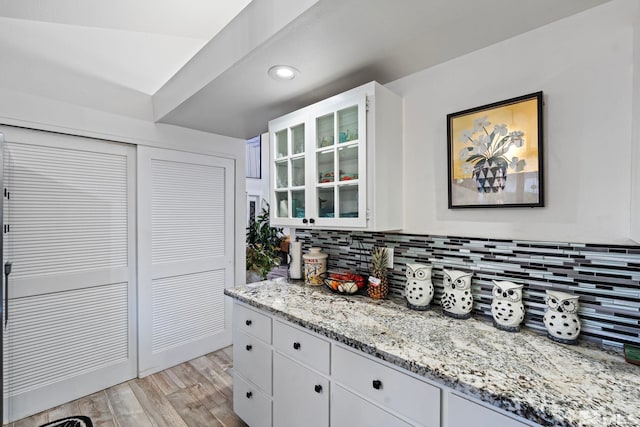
left=0, top=126, right=136, bottom=423
left=137, top=146, right=234, bottom=376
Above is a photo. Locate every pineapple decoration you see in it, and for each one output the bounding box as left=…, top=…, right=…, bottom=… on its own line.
left=368, top=247, right=389, bottom=299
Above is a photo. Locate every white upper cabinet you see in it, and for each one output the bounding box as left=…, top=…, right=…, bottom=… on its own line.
left=269, top=82, right=402, bottom=231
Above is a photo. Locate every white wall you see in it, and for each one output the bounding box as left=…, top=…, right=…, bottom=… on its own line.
left=388, top=0, right=638, bottom=244
left=632, top=4, right=640, bottom=243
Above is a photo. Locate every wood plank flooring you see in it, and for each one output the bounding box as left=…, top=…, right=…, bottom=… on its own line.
left=10, top=346, right=248, bottom=427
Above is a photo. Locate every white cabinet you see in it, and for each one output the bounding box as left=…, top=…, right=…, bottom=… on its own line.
left=269, top=81, right=402, bottom=231
left=232, top=304, right=273, bottom=427
left=273, top=352, right=330, bottom=427
left=231, top=301, right=538, bottom=427
left=272, top=319, right=330, bottom=427
left=446, top=393, right=529, bottom=427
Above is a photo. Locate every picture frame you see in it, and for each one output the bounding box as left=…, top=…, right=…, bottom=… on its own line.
left=447, top=92, right=544, bottom=208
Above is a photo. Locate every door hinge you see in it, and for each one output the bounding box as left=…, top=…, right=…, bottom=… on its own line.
left=365, top=97, right=370, bottom=112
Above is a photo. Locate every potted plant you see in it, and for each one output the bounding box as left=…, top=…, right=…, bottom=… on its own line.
left=246, top=204, right=284, bottom=283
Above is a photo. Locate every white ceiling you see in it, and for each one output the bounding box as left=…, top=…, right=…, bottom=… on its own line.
left=0, top=0, right=252, bottom=94
left=0, top=0, right=612, bottom=139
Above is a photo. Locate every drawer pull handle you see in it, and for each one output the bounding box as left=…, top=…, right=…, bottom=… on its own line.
left=314, top=384, right=322, bottom=393
left=246, top=391, right=253, bottom=399
left=245, top=319, right=252, bottom=326
left=372, top=380, right=382, bottom=390
left=293, top=342, right=301, bottom=350
left=246, top=344, right=252, bottom=351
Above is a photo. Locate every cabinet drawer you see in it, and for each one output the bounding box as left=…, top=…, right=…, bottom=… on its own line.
left=331, top=384, right=412, bottom=427
left=273, top=320, right=330, bottom=374
left=233, top=331, right=272, bottom=393
left=233, top=372, right=272, bottom=427
left=332, top=345, right=440, bottom=426
left=234, top=303, right=272, bottom=343
left=447, top=394, right=529, bottom=427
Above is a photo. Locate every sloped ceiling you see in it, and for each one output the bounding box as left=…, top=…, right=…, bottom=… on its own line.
left=0, top=0, right=612, bottom=137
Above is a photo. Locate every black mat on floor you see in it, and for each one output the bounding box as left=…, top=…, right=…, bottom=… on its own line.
left=39, top=416, right=93, bottom=427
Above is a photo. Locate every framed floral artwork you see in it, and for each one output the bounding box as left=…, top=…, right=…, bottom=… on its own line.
left=447, top=92, right=544, bottom=208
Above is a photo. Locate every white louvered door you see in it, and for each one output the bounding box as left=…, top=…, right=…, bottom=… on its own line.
left=137, top=146, right=234, bottom=376
left=0, top=126, right=136, bottom=423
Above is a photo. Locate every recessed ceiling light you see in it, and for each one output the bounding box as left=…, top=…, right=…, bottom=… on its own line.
left=268, top=65, right=299, bottom=81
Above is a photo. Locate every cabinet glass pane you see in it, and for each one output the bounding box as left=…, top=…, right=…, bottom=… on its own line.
left=338, top=145, right=358, bottom=181
left=276, top=160, right=288, bottom=188
left=292, top=157, right=305, bottom=187
left=339, top=185, right=359, bottom=218
left=292, top=124, right=305, bottom=155
left=276, top=129, right=288, bottom=158
left=338, top=105, right=358, bottom=143
left=317, top=151, right=335, bottom=183
left=275, top=192, right=289, bottom=218
left=318, top=187, right=335, bottom=218
left=292, top=190, right=305, bottom=218
left=316, top=113, right=335, bottom=148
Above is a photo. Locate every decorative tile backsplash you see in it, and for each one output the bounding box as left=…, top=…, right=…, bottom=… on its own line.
left=295, top=230, right=640, bottom=348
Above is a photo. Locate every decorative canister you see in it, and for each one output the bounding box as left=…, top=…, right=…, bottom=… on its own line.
left=303, top=247, right=327, bottom=286
left=543, top=290, right=581, bottom=345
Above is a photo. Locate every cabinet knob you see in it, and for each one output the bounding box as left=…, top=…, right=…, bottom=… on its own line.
left=314, top=384, right=322, bottom=393
left=246, top=391, right=253, bottom=399
left=293, top=342, right=301, bottom=350
left=246, top=344, right=252, bottom=351
left=372, top=380, right=382, bottom=390
left=245, top=319, right=252, bottom=326
left=302, top=218, right=308, bottom=224
left=309, top=218, right=315, bottom=224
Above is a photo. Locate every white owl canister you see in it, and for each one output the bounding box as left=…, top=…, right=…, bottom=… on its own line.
left=405, top=263, right=434, bottom=310
left=491, top=280, right=525, bottom=332
left=543, top=290, right=581, bottom=345
left=303, top=247, right=327, bottom=286
left=440, top=269, right=474, bottom=319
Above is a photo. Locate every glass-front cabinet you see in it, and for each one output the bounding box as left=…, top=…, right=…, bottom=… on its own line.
left=269, top=82, right=402, bottom=231
left=272, top=122, right=307, bottom=222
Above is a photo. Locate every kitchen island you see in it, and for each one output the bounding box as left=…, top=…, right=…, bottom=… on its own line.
left=225, top=280, right=640, bottom=427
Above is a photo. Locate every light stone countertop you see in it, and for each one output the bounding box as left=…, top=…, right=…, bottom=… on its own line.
left=224, top=279, right=640, bottom=427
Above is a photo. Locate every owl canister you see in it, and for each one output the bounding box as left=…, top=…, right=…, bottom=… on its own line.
left=491, top=280, right=525, bottom=332
left=440, top=269, right=474, bottom=319
left=543, top=290, right=581, bottom=345
left=303, top=247, right=327, bottom=286
left=405, top=263, right=434, bottom=310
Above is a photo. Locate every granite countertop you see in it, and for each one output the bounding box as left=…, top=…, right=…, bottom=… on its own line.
left=224, top=280, right=640, bottom=427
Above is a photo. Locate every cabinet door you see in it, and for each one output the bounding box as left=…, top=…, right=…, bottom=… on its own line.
left=446, top=394, right=529, bottom=427
left=310, top=95, right=367, bottom=228
left=331, top=384, right=411, bottom=427
left=273, top=352, right=329, bottom=427
left=270, top=119, right=309, bottom=227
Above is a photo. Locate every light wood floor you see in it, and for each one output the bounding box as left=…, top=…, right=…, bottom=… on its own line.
left=10, top=346, right=248, bottom=427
